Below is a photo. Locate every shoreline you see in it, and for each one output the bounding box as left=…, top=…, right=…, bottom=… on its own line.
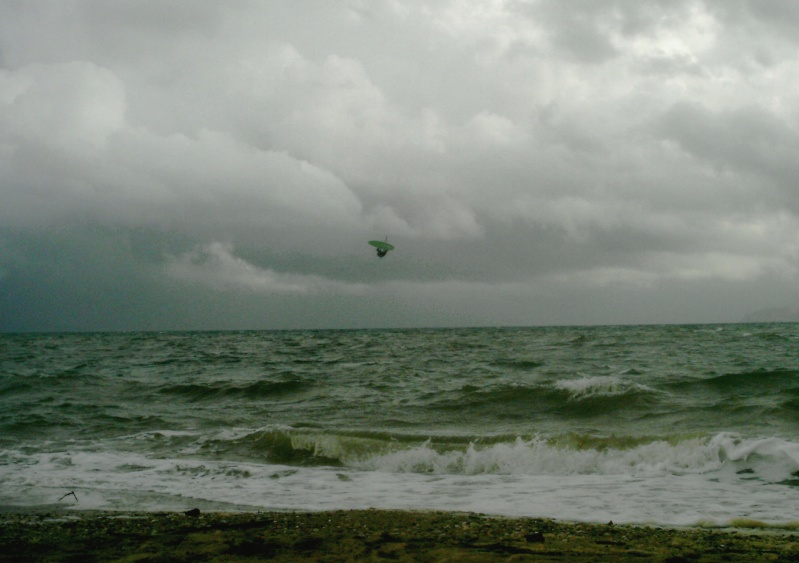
left=2, top=509, right=799, bottom=561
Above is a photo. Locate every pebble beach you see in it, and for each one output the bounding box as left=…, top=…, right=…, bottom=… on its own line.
left=2, top=509, right=799, bottom=562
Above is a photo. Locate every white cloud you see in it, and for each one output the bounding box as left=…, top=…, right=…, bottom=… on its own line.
left=0, top=61, right=126, bottom=155
left=0, top=58, right=364, bottom=247
left=165, top=242, right=370, bottom=295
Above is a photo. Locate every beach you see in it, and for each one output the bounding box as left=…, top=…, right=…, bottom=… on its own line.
left=2, top=509, right=799, bottom=562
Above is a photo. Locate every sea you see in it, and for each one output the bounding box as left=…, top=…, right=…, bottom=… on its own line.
left=2, top=324, right=799, bottom=527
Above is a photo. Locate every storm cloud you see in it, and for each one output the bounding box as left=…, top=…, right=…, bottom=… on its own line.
left=2, top=0, right=799, bottom=331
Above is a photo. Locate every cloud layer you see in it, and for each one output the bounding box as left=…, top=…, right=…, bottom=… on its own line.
left=2, top=0, right=799, bottom=330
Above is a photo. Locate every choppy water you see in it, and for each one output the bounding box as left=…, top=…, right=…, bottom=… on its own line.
left=2, top=324, right=799, bottom=525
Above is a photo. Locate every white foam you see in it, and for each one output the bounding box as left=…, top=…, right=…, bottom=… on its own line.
left=716, top=434, right=799, bottom=482
left=359, top=436, right=726, bottom=477
left=4, top=433, right=799, bottom=525
left=2, top=447, right=799, bottom=526
left=554, top=376, right=630, bottom=398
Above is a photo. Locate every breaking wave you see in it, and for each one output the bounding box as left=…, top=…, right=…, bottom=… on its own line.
left=118, top=427, right=799, bottom=486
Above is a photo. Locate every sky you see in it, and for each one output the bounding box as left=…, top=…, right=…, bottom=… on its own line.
left=2, top=0, right=799, bottom=331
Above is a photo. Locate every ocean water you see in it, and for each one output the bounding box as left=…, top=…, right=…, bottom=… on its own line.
left=2, top=324, right=799, bottom=526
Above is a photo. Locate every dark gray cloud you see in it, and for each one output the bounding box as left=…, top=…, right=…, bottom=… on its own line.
left=2, top=0, right=799, bottom=331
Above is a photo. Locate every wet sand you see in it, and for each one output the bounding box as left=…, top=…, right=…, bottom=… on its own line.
left=2, top=508, right=799, bottom=561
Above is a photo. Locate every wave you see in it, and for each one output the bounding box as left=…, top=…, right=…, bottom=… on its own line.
left=126, top=427, right=799, bottom=486
left=429, top=376, right=659, bottom=420
left=0, top=379, right=36, bottom=396
left=668, top=369, right=799, bottom=394
left=357, top=432, right=799, bottom=485
left=489, top=359, right=543, bottom=371
left=706, top=369, right=799, bottom=391
left=155, top=378, right=312, bottom=402
left=553, top=375, right=651, bottom=399
left=361, top=435, right=716, bottom=476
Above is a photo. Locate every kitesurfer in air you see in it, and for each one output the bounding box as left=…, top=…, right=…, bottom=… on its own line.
left=368, top=238, right=394, bottom=258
